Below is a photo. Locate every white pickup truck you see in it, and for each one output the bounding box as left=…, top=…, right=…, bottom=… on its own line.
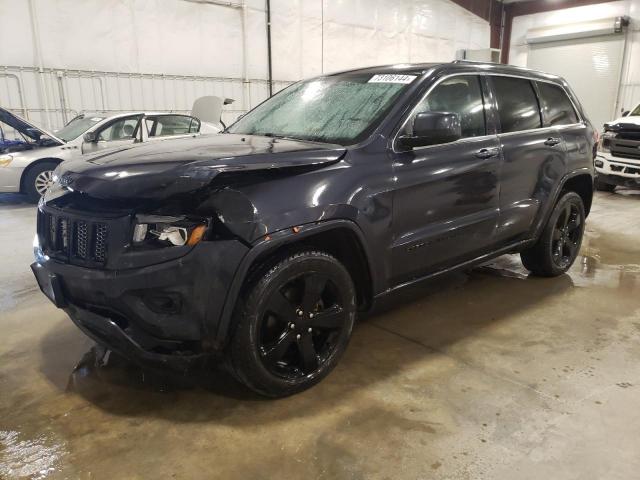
left=595, top=103, right=640, bottom=192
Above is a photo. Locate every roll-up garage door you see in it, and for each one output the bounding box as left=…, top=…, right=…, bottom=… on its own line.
left=527, top=33, right=625, bottom=131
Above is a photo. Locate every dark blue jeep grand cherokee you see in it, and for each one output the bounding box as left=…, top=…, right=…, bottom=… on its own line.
left=32, top=61, right=595, bottom=397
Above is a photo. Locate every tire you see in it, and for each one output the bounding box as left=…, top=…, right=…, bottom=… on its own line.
left=228, top=250, right=357, bottom=397
left=23, top=161, right=58, bottom=203
left=521, top=191, right=586, bottom=277
left=595, top=178, right=616, bottom=192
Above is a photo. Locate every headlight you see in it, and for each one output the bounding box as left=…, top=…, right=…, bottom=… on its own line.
left=0, top=154, right=13, bottom=167
left=132, top=215, right=208, bottom=247
left=598, top=132, right=614, bottom=152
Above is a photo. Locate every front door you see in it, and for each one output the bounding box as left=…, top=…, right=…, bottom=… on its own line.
left=390, top=74, right=501, bottom=284
left=82, top=115, right=142, bottom=154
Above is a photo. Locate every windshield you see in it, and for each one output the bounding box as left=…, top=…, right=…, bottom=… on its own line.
left=228, top=73, right=418, bottom=145
left=55, top=115, right=105, bottom=141
left=630, top=104, right=640, bottom=116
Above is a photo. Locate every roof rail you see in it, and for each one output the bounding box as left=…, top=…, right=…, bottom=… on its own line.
left=451, top=59, right=495, bottom=65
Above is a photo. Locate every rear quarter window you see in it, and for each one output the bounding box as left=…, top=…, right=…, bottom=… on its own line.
left=491, top=76, right=542, bottom=133
left=536, top=82, right=579, bottom=126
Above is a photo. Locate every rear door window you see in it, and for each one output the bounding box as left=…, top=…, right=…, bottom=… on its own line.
left=146, top=115, right=200, bottom=137
left=536, top=82, right=579, bottom=126
left=491, top=76, right=542, bottom=133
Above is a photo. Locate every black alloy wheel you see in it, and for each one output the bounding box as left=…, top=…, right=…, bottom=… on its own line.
left=229, top=250, right=356, bottom=397
left=259, top=271, right=347, bottom=379
left=551, top=202, right=582, bottom=270
left=521, top=191, right=586, bottom=277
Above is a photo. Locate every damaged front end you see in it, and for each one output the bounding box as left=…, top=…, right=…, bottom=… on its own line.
left=32, top=134, right=345, bottom=370
left=32, top=191, right=250, bottom=371
left=596, top=120, right=640, bottom=186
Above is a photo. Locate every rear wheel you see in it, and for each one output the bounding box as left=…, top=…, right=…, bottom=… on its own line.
left=595, top=178, right=616, bottom=192
left=521, top=191, right=585, bottom=277
left=24, top=161, right=58, bottom=203
left=228, top=250, right=356, bottom=397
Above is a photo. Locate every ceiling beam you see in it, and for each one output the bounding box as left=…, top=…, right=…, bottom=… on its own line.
left=447, top=0, right=495, bottom=21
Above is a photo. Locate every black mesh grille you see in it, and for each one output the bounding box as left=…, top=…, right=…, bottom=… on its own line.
left=94, top=224, right=108, bottom=262
left=40, top=212, right=109, bottom=265
left=75, top=221, right=88, bottom=259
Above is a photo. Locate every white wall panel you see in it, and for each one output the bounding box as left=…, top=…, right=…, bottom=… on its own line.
left=29, top=0, right=246, bottom=77
left=620, top=0, right=640, bottom=111
left=0, top=2, right=34, bottom=65
left=0, top=0, right=489, bottom=131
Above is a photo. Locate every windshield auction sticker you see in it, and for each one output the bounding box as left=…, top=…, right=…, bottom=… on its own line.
left=368, top=74, right=417, bottom=84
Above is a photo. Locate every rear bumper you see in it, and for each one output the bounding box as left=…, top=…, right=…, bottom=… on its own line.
left=31, top=239, right=249, bottom=370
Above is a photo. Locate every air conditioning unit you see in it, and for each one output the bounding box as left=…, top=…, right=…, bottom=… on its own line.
left=456, top=48, right=501, bottom=63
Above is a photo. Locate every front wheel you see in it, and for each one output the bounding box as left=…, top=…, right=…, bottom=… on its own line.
left=24, top=161, right=58, bottom=203
left=595, top=178, right=616, bottom=192
left=521, top=191, right=586, bottom=277
left=228, top=250, right=356, bottom=397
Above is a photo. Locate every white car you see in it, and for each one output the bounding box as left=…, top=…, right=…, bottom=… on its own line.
left=0, top=97, right=230, bottom=201
left=595, top=103, right=640, bottom=192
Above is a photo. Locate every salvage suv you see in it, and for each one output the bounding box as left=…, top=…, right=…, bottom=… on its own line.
left=32, top=62, right=595, bottom=397
left=595, top=102, right=640, bottom=191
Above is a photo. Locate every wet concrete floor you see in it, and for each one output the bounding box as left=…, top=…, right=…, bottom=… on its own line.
left=1, top=190, right=639, bottom=479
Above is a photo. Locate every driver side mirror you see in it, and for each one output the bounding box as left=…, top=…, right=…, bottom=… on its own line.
left=622, top=110, right=630, bottom=117
left=83, top=131, right=98, bottom=143
left=397, top=112, right=461, bottom=150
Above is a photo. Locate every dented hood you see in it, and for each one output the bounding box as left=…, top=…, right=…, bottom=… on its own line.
left=52, top=133, right=345, bottom=200
left=605, top=115, right=640, bottom=130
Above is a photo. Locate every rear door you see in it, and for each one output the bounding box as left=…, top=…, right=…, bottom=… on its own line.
left=389, top=74, right=502, bottom=284
left=144, top=114, right=201, bottom=143
left=535, top=81, right=590, bottom=176
left=489, top=75, right=568, bottom=243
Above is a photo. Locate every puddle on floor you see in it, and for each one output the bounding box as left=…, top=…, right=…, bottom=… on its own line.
left=0, top=430, right=65, bottom=480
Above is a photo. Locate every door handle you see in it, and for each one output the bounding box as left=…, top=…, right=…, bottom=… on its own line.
left=544, top=137, right=562, bottom=146
left=475, top=147, right=500, bottom=159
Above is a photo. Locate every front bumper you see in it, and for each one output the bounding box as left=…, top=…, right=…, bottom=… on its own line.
left=595, top=152, right=640, bottom=186
left=0, top=164, right=22, bottom=192
left=595, top=172, right=640, bottom=187
left=32, top=239, right=249, bottom=371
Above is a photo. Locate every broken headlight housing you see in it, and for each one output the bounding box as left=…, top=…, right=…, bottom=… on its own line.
left=598, top=131, right=615, bottom=153
left=132, top=214, right=208, bottom=248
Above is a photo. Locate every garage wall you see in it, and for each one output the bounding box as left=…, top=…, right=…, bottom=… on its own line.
left=508, top=0, right=640, bottom=127
left=0, top=0, right=489, bottom=132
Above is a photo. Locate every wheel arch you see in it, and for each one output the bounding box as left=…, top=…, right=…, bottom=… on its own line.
left=20, top=157, right=63, bottom=193
left=214, top=219, right=375, bottom=346
left=528, top=168, right=593, bottom=246
left=561, top=173, right=593, bottom=216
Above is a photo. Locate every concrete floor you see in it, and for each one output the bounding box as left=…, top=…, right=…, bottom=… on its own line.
left=1, top=190, right=639, bottom=480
